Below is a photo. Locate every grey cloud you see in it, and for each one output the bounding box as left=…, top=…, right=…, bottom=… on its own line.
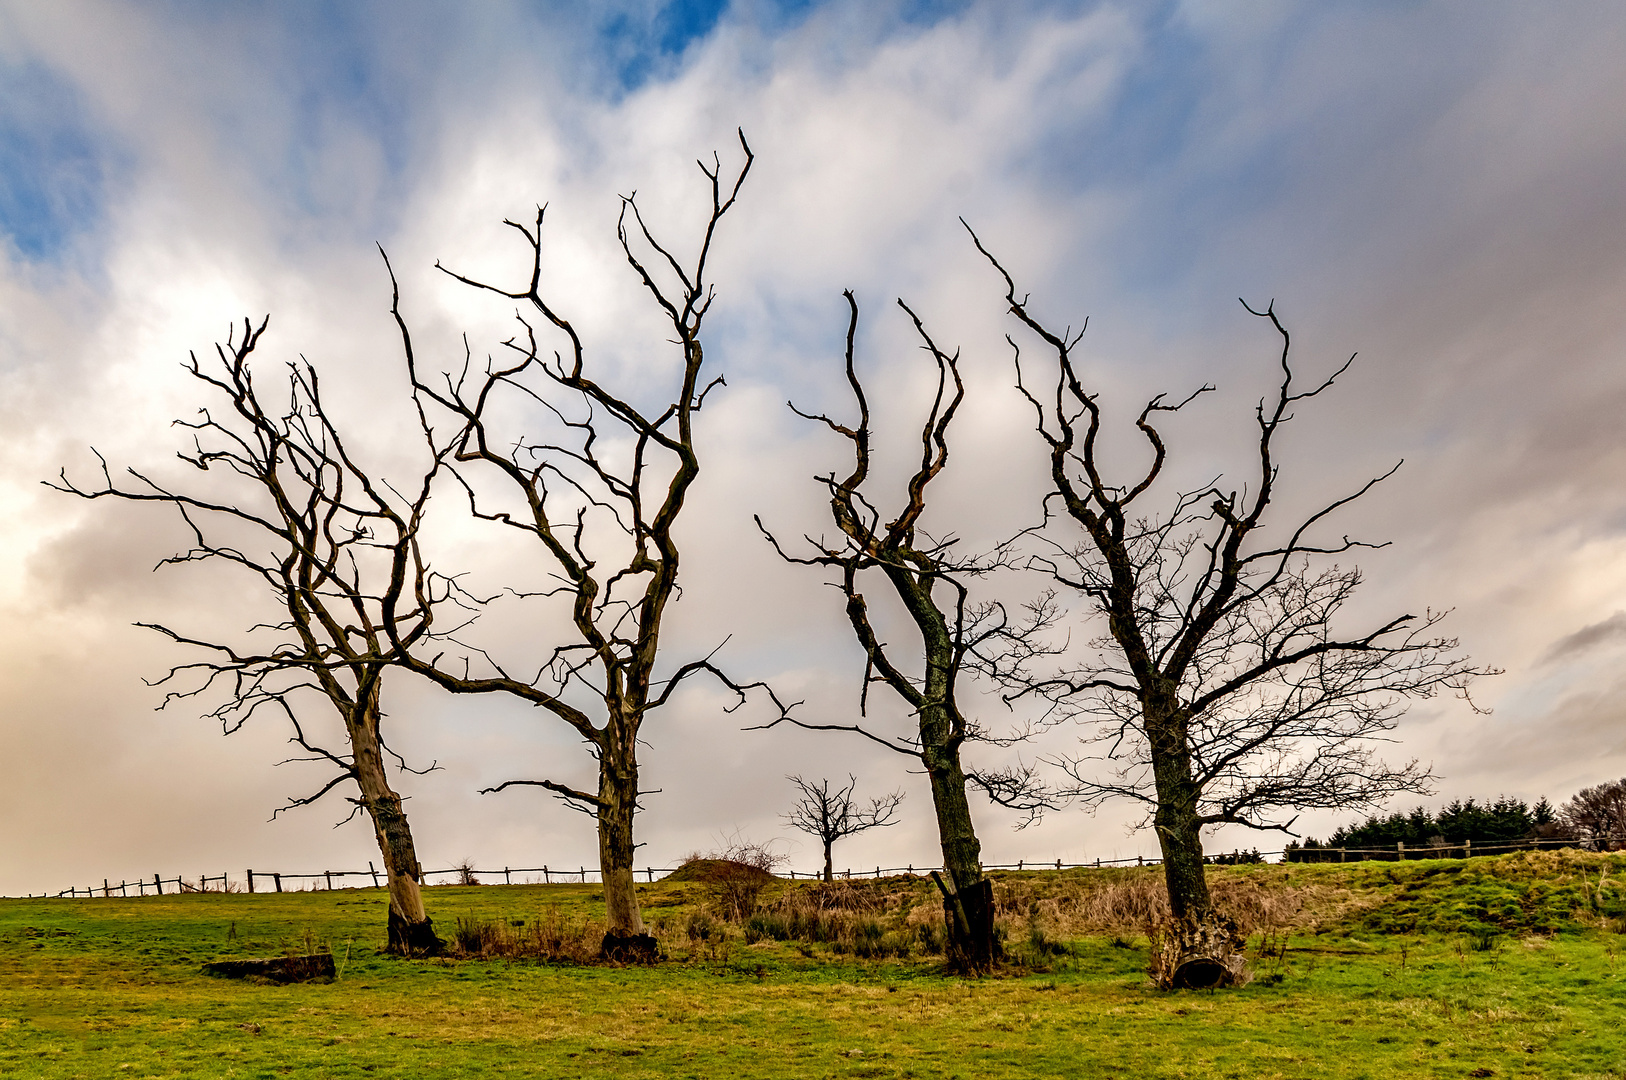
left=1542, top=612, right=1626, bottom=666
left=10, top=3, right=1626, bottom=893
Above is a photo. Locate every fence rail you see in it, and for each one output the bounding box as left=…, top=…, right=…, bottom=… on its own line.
left=1281, top=836, right=1592, bottom=863
left=25, top=836, right=1601, bottom=899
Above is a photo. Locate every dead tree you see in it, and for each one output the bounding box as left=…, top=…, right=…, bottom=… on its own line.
left=783, top=774, right=904, bottom=883
left=392, top=134, right=782, bottom=961
left=969, top=228, right=1493, bottom=987
left=51, top=319, right=454, bottom=954
left=757, top=292, right=1050, bottom=973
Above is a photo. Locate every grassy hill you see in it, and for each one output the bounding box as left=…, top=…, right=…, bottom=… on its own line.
left=3, top=851, right=1625, bottom=1078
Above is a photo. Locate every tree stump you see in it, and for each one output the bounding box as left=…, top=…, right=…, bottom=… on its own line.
left=940, top=877, right=1000, bottom=974
left=202, top=953, right=336, bottom=984
left=1150, top=913, right=1248, bottom=990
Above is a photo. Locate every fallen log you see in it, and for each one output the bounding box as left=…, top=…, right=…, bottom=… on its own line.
left=202, top=953, right=335, bottom=984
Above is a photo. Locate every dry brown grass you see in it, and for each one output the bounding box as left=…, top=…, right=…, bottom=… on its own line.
left=446, top=907, right=601, bottom=962
left=989, top=865, right=1357, bottom=939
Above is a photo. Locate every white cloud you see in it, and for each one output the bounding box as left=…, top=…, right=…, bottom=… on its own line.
left=4, top=1, right=1626, bottom=893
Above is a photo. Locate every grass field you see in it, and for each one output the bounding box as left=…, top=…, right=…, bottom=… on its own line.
left=4, top=852, right=1626, bottom=1079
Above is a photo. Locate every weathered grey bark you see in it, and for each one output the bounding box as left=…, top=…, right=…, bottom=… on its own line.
left=597, top=724, right=654, bottom=959
left=347, top=680, right=437, bottom=954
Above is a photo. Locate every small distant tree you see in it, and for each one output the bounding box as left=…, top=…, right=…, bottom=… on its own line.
left=783, top=774, right=904, bottom=883
left=1561, top=779, right=1626, bottom=850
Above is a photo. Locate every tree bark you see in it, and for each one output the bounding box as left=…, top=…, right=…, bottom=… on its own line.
left=924, top=726, right=997, bottom=972
left=1143, top=697, right=1245, bottom=986
left=1146, top=699, right=1213, bottom=923
left=597, top=717, right=657, bottom=962
left=349, top=684, right=441, bottom=956
left=823, top=842, right=834, bottom=884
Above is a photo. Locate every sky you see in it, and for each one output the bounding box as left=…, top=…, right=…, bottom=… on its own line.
left=4, top=0, right=1626, bottom=897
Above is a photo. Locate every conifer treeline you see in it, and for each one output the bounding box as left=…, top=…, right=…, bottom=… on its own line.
left=1291, top=796, right=1563, bottom=852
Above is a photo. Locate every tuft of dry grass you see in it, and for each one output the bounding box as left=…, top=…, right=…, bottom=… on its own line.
left=446, top=907, right=600, bottom=963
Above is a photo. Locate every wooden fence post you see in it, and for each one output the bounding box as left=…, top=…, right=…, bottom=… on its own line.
left=1397, top=841, right=1405, bottom=861
left=247, top=870, right=255, bottom=893
left=273, top=873, right=282, bottom=893
left=369, top=862, right=380, bottom=888
left=154, top=874, right=163, bottom=895
left=543, top=866, right=550, bottom=884
left=1465, top=838, right=1472, bottom=860
left=507, top=867, right=513, bottom=885
left=103, top=879, right=110, bottom=897
left=325, top=871, right=333, bottom=890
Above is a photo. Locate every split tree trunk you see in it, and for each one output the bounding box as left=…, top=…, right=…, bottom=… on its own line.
left=923, top=710, right=997, bottom=973
left=823, top=842, right=834, bottom=884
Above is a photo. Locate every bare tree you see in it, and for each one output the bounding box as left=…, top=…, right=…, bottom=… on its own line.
left=783, top=774, right=904, bottom=883
left=52, top=319, right=454, bottom=954
left=969, top=228, right=1493, bottom=986
left=391, top=134, right=783, bottom=961
left=757, top=292, right=1049, bottom=973
left=1561, top=779, right=1626, bottom=850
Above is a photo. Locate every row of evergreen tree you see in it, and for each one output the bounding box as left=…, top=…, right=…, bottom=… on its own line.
left=1288, top=795, right=1563, bottom=853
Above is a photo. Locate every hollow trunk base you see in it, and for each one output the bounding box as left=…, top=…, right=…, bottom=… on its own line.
left=942, top=878, right=999, bottom=974
left=600, top=931, right=660, bottom=964
left=387, top=908, right=443, bottom=957
left=1150, top=912, right=1248, bottom=990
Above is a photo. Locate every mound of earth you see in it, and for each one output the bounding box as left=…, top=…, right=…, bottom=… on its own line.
left=662, top=858, right=776, bottom=883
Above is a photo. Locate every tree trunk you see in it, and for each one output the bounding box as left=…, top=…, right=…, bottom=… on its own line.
left=823, top=840, right=834, bottom=884
left=1152, top=793, right=1212, bottom=923
left=1145, top=699, right=1245, bottom=988
left=923, top=724, right=997, bottom=973
left=597, top=723, right=657, bottom=963
left=349, top=694, right=441, bottom=956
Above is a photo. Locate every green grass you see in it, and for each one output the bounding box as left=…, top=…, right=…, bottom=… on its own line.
left=5, top=855, right=1626, bottom=1078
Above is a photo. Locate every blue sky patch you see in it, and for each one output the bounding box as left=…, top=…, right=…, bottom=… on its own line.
left=0, top=62, right=110, bottom=262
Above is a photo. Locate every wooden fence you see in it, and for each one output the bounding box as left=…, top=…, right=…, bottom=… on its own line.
left=33, top=853, right=1174, bottom=899
left=27, top=837, right=1597, bottom=899
left=1282, top=836, right=1590, bottom=863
